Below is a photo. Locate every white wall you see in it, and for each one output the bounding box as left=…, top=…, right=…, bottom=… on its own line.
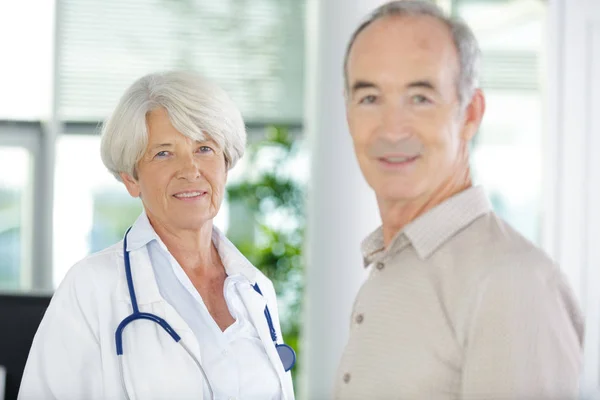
left=543, top=0, right=600, bottom=397
left=301, top=0, right=383, bottom=398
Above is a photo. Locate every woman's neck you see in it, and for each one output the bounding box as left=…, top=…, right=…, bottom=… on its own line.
left=149, top=216, right=222, bottom=276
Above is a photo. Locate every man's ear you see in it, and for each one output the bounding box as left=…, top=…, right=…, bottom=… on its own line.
left=344, top=88, right=353, bottom=134
left=460, top=88, right=486, bottom=142
left=120, top=172, right=141, bottom=198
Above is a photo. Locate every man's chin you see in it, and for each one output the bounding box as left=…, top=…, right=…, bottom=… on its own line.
left=375, top=186, right=426, bottom=204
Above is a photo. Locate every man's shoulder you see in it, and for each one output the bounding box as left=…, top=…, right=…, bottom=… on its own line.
left=450, top=213, right=583, bottom=345
left=435, top=211, right=565, bottom=298
left=465, top=213, right=581, bottom=317
left=448, top=211, right=554, bottom=267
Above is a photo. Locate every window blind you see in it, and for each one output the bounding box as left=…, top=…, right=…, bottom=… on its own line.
left=481, top=50, right=539, bottom=91
left=58, top=0, right=305, bottom=123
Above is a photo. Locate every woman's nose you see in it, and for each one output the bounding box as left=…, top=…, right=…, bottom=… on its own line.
left=177, top=154, right=202, bottom=181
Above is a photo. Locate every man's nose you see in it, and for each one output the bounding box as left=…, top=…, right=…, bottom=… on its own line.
left=379, top=103, right=412, bottom=140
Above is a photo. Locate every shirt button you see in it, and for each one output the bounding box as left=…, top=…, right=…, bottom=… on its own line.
left=343, top=373, right=351, bottom=383
left=355, top=314, right=364, bottom=324
left=376, top=262, right=384, bottom=270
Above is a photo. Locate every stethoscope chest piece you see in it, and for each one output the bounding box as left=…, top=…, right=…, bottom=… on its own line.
left=276, top=343, right=296, bottom=372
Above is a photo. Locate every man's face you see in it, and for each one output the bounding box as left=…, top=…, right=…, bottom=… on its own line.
left=346, top=15, right=478, bottom=204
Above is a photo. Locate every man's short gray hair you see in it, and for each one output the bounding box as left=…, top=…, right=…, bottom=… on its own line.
left=100, top=70, right=246, bottom=182
left=344, top=0, right=481, bottom=107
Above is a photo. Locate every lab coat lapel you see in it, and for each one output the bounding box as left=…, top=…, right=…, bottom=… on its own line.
left=216, top=230, right=294, bottom=399
left=238, top=285, right=290, bottom=400
left=116, top=245, right=204, bottom=399
left=118, top=245, right=201, bottom=355
left=116, top=243, right=161, bottom=305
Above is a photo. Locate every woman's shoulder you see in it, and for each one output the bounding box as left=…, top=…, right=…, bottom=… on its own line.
left=43, top=241, right=126, bottom=339
left=72, top=240, right=122, bottom=272
left=252, top=268, right=274, bottom=288
left=251, top=269, right=278, bottom=304
left=56, top=241, right=124, bottom=297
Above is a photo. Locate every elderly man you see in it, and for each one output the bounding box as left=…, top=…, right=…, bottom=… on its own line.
left=335, top=1, right=584, bottom=399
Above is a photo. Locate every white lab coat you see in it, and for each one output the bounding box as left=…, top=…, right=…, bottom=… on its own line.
left=18, top=231, right=295, bottom=400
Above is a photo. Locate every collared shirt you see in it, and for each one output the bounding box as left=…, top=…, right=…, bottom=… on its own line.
left=130, top=213, right=281, bottom=400
left=335, top=186, right=584, bottom=400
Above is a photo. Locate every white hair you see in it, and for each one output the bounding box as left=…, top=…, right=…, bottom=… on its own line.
left=100, top=70, right=246, bottom=182
left=344, top=0, right=481, bottom=107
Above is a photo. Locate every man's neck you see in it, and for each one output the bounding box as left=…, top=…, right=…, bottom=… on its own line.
left=378, top=170, right=472, bottom=248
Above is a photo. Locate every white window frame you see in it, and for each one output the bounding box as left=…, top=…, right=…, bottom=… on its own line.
left=0, top=122, right=42, bottom=291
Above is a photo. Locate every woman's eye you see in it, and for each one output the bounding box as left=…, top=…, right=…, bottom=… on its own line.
left=154, top=150, right=169, bottom=158
left=198, top=146, right=214, bottom=153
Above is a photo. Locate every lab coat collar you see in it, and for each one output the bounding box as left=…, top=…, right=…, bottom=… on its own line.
left=124, top=211, right=157, bottom=252
left=116, top=239, right=162, bottom=306
left=125, top=211, right=258, bottom=282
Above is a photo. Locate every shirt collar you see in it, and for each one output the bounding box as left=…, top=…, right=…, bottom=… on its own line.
left=125, top=211, right=258, bottom=282
left=361, top=186, right=492, bottom=266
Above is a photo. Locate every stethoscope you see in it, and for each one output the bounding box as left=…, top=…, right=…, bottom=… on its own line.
left=115, top=227, right=296, bottom=400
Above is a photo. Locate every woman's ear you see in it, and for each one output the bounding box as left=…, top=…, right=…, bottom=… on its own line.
left=120, top=172, right=141, bottom=198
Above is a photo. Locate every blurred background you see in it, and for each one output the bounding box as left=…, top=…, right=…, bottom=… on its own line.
left=0, top=0, right=599, bottom=399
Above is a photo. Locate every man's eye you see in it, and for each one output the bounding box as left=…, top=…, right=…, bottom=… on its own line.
left=358, top=95, right=378, bottom=104
left=411, top=94, right=431, bottom=104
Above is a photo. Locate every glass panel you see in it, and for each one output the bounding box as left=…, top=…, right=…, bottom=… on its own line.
left=0, top=0, right=54, bottom=120
left=458, top=0, right=547, bottom=244
left=0, top=147, right=31, bottom=290
left=224, top=127, right=306, bottom=384
left=53, top=135, right=142, bottom=286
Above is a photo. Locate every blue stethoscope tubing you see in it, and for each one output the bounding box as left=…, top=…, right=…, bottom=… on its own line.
left=114, top=227, right=295, bottom=399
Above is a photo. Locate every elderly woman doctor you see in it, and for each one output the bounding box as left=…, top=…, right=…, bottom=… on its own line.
left=18, top=71, right=295, bottom=400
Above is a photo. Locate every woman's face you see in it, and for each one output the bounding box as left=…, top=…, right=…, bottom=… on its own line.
left=121, top=107, right=228, bottom=232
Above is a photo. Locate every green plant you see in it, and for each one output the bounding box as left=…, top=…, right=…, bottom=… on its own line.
left=226, top=125, right=305, bottom=385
